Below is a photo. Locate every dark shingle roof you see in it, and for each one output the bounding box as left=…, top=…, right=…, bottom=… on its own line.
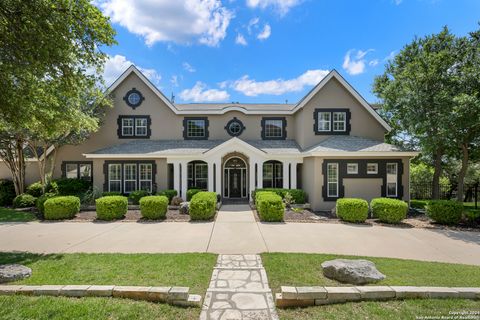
left=304, top=136, right=402, bottom=153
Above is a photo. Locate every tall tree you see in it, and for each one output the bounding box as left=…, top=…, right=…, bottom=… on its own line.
left=0, top=0, right=116, bottom=193
left=373, top=27, right=457, bottom=199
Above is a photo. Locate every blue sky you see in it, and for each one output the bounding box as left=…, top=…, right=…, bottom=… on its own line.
left=96, top=0, right=480, bottom=104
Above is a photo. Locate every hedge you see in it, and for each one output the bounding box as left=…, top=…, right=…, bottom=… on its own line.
left=426, top=200, right=463, bottom=225
left=252, top=188, right=306, bottom=204
left=371, top=198, right=408, bottom=224
left=187, top=189, right=202, bottom=201
left=44, top=196, right=80, bottom=220
left=0, top=180, right=16, bottom=206
left=256, top=192, right=284, bottom=222
left=139, top=196, right=168, bottom=220
left=336, top=198, right=369, bottom=223
left=158, top=189, right=178, bottom=204
left=13, top=194, right=37, bottom=208
left=96, top=196, right=128, bottom=221
left=128, top=190, right=150, bottom=205
left=26, top=182, right=44, bottom=198
left=48, top=178, right=91, bottom=196
left=410, top=200, right=429, bottom=210
left=189, top=192, right=217, bottom=220
left=36, top=193, right=57, bottom=217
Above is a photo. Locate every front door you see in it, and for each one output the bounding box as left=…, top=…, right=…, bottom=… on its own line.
left=229, top=169, right=242, bottom=198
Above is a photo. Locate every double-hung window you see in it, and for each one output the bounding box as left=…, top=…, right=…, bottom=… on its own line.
left=314, top=109, right=349, bottom=134
left=124, top=164, right=137, bottom=193
left=333, top=112, right=346, bottom=131
left=118, top=116, right=150, bottom=138
left=63, top=161, right=93, bottom=182
left=386, top=163, right=398, bottom=197
left=108, top=164, right=122, bottom=192
left=194, top=163, right=208, bottom=190
left=107, top=162, right=154, bottom=194
left=327, top=163, right=339, bottom=197
left=184, top=118, right=208, bottom=139
left=262, top=117, right=286, bottom=140
left=139, top=163, right=153, bottom=192
left=318, top=112, right=331, bottom=131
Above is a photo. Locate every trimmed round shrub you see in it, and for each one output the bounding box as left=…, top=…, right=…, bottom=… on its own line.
left=410, top=200, right=429, bottom=210
left=426, top=200, right=463, bottom=225
left=189, top=192, right=217, bottom=220
left=336, top=198, right=369, bottom=223
left=44, top=196, right=80, bottom=220
left=96, top=196, right=128, bottom=221
left=256, top=192, right=284, bottom=222
left=171, top=196, right=184, bottom=206
left=371, top=198, right=408, bottom=224
left=13, top=194, right=37, bottom=208
left=187, top=189, right=202, bottom=201
left=158, top=189, right=178, bottom=203
left=51, top=178, right=91, bottom=196
left=0, top=179, right=16, bottom=206
left=36, top=192, right=58, bottom=217
left=128, top=190, right=150, bottom=205
left=26, top=181, right=44, bottom=197
left=140, top=196, right=168, bottom=220
left=102, top=191, right=122, bottom=197
left=252, top=188, right=307, bottom=204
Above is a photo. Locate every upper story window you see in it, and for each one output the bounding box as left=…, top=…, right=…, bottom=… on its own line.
left=183, top=117, right=209, bottom=140
left=314, top=108, right=351, bottom=135
left=117, top=115, right=151, bottom=139
left=123, top=88, right=144, bottom=109
left=261, top=117, right=287, bottom=140
left=225, top=117, right=245, bottom=137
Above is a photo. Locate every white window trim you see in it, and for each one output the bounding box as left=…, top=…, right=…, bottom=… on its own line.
left=108, top=164, right=121, bottom=192
left=187, top=119, right=206, bottom=138
left=327, top=163, right=339, bottom=197
left=122, top=118, right=134, bottom=136
left=318, top=112, right=331, bottom=132
left=265, top=120, right=284, bottom=138
left=386, top=163, right=398, bottom=197
left=367, top=163, right=378, bottom=174
left=123, top=163, right=137, bottom=194
left=332, top=112, right=346, bottom=132
left=347, top=163, right=358, bottom=174
left=135, top=118, right=148, bottom=136
left=139, top=163, right=152, bottom=192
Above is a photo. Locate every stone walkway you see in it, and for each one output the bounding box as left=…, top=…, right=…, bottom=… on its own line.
left=200, top=254, right=278, bottom=320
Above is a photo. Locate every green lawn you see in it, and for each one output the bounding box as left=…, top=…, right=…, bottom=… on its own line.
left=262, top=253, right=480, bottom=320
left=0, top=252, right=217, bottom=319
left=0, top=207, right=37, bottom=222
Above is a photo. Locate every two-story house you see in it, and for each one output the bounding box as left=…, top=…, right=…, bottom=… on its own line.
left=1, top=65, right=417, bottom=211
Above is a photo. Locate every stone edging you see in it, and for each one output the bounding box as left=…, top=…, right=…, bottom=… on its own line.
left=276, top=286, right=480, bottom=308
left=0, top=285, right=201, bottom=307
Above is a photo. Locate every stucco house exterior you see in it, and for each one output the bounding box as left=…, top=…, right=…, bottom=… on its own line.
left=0, top=66, right=417, bottom=211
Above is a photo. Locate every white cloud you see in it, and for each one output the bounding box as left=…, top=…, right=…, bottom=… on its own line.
left=235, top=33, right=248, bottom=46
left=369, top=59, right=379, bottom=67
left=99, top=0, right=233, bottom=47
left=180, top=82, right=230, bottom=102
left=170, top=75, right=179, bottom=87
left=342, top=49, right=374, bottom=75
left=247, top=17, right=260, bottom=34
left=384, top=50, right=397, bottom=61
left=182, top=62, right=196, bottom=73
left=257, top=24, right=271, bottom=40
left=103, top=54, right=161, bottom=86
left=231, top=69, right=329, bottom=96
left=246, top=0, right=302, bottom=15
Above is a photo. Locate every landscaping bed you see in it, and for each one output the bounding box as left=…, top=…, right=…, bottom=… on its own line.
left=73, top=208, right=191, bottom=222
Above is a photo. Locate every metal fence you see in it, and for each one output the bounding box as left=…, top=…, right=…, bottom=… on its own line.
left=410, top=183, right=479, bottom=208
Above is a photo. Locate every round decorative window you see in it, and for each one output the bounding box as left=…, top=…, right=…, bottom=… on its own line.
left=123, top=88, right=144, bottom=109
left=225, top=118, right=245, bottom=137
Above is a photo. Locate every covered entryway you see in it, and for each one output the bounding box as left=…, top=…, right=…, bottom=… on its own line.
left=223, top=156, right=248, bottom=199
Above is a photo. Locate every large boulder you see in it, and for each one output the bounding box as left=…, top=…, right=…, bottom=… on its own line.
left=179, top=202, right=189, bottom=215
left=0, top=264, right=32, bottom=283
left=321, top=259, right=385, bottom=285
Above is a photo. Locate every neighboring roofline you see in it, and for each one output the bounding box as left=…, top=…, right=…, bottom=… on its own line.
left=106, top=66, right=392, bottom=130
left=292, top=70, right=391, bottom=131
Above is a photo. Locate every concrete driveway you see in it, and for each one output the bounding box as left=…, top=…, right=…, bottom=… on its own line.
left=1, top=205, right=480, bottom=265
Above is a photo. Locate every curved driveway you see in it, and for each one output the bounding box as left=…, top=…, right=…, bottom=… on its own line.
left=1, top=205, right=479, bottom=266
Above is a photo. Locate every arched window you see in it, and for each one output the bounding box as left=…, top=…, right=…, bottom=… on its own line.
left=263, top=160, right=283, bottom=188
left=187, top=160, right=208, bottom=190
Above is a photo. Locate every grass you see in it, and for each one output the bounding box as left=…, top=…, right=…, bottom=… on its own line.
left=0, top=252, right=216, bottom=319
left=263, top=253, right=480, bottom=319
left=0, top=207, right=37, bottom=222
left=261, top=253, right=480, bottom=290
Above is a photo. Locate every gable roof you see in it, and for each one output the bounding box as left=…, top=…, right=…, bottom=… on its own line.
left=108, top=66, right=391, bottom=130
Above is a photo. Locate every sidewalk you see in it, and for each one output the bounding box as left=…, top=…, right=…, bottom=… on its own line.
left=1, top=205, right=480, bottom=265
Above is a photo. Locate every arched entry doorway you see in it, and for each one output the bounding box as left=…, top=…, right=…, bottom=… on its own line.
left=223, top=157, right=247, bottom=198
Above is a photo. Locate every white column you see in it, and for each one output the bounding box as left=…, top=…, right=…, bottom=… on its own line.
left=172, top=162, right=180, bottom=195
left=282, top=161, right=289, bottom=189
left=180, top=160, right=188, bottom=200
left=208, top=162, right=215, bottom=192
left=249, top=161, right=256, bottom=200
left=257, top=161, right=263, bottom=189
left=290, top=162, right=297, bottom=189
left=215, top=160, right=221, bottom=196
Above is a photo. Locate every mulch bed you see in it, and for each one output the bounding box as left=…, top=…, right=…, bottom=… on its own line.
left=72, top=209, right=191, bottom=222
